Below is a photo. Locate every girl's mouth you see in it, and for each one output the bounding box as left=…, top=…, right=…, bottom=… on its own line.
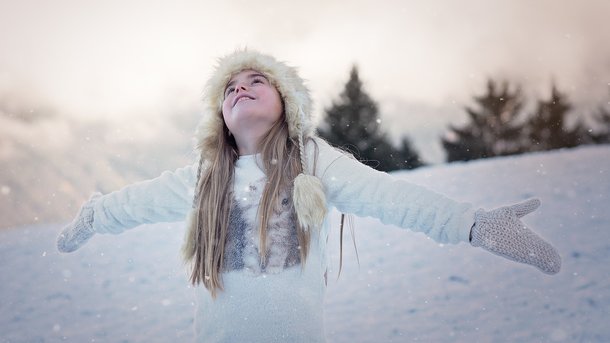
left=233, top=94, right=255, bottom=107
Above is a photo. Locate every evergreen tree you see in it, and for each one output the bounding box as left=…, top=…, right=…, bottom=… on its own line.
left=394, top=137, right=424, bottom=170
left=317, top=66, right=423, bottom=171
left=590, top=102, right=610, bottom=144
left=442, top=79, right=526, bottom=162
left=526, top=84, right=586, bottom=151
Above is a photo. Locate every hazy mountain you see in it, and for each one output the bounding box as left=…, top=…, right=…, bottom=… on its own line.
left=0, top=103, right=198, bottom=229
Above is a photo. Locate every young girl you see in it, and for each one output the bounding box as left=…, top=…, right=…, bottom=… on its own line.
left=57, top=49, right=561, bottom=342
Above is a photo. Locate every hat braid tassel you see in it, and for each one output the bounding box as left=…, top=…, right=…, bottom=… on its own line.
left=293, top=129, right=327, bottom=231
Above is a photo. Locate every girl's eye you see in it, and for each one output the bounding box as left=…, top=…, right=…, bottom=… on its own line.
left=225, top=87, right=235, bottom=97
left=252, top=78, right=264, bottom=84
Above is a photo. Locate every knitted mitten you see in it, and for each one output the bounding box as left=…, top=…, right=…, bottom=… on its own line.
left=470, top=198, right=561, bottom=275
left=57, top=192, right=102, bottom=253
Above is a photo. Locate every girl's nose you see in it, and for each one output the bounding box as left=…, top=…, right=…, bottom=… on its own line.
left=234, top=83, right=247, bottom=94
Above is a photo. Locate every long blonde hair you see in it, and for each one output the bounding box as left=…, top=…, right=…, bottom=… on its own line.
left=183, top=112, right=311, bottom=297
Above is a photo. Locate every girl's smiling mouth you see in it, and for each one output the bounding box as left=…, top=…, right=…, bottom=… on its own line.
left=233, top=94, right=255, bottom=107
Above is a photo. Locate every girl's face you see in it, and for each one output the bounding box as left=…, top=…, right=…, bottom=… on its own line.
left=222, top=70, right=283, bottom=153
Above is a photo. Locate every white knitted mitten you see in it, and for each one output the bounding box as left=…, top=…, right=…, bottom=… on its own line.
left=470, top=198, right=561, bottom=275
left=56, top=193, right=102, bottom=253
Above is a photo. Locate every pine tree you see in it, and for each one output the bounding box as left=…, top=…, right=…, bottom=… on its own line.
left=590, top=102, right=610, bottom=144
left=526, top=84, right=586, bottom=151
left=442, top=79, right=526, bottom=162
left=394, top=137, right=424, bottom=170
left=317, top=66, right=423, bottom=171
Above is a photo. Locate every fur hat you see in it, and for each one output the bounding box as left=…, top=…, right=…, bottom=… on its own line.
left=191, top=49, right=327, bottom=231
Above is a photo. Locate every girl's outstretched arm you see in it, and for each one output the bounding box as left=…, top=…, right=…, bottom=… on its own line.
left=57, top=163, right=198, bottom=253
left=310, top=138, right=560, bottom=274
left=312, top=138, right=474, bottom=244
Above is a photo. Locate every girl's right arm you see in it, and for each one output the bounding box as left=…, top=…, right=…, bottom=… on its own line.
left=57, top=163, right=198, bottom=253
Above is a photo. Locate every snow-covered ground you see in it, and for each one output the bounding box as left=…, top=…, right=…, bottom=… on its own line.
left=1, top=145, right=609, bottom=342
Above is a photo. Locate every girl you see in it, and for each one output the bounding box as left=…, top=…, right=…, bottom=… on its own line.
left=57, top=49, right=561, bottom=342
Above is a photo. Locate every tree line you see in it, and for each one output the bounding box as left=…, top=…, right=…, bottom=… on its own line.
left=317, top=66, right=610, bottom=170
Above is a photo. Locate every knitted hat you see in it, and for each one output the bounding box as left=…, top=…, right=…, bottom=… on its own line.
left=191, top=49, right=327, bottom=231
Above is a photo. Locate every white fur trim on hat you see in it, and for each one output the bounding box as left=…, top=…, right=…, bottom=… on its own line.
left=195, top=49, right=314, bottom=158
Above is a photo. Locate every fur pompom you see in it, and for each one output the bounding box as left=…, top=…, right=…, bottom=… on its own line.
left=182, top=208, right=198, bottom=262
left=293, top=173, right=327, bottom=231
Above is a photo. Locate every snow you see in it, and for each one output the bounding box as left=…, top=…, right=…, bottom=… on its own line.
left=1, top=145, right=609, bottom=342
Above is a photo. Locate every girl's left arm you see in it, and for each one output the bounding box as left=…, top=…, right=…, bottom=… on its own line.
left=311, top=138, right=474, bottom=244
left=309, top=138, right=561, bottom=274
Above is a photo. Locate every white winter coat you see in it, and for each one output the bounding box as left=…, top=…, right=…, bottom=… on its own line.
left=90, top=137, right=475, bottom=342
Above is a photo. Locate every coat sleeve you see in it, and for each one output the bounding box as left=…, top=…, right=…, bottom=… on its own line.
left=91, top=163, right=198, bottom=234
left=309, top=138, right=475, bottom=244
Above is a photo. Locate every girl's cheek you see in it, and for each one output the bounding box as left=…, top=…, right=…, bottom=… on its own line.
left=222, top=97, right=232, bottom=109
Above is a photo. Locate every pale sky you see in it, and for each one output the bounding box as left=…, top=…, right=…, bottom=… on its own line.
left=2, top=0, right=609, bottom=162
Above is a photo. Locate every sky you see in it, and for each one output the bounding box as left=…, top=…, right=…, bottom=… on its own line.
left=1, top=0, right=610, bottom=162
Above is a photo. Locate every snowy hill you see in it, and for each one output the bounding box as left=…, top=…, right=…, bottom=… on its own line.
left=0, top=145, right=609, bottom=342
